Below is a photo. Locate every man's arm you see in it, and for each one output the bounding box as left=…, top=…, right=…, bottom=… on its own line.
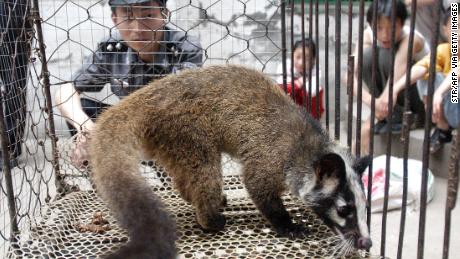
left=54, top=83, right=95, bottom=133
left=376, top=64, right=428, bottom=118
left=55, top=45, right=111, bottom=132
left=387, top=34, right=424, bottom=90
left=376, top=34, right=424, bottom=109
left=54, top=82, right=96, bottom=169
left=393, top=65, right=428, bottom=98
left=352, top=28, right=373, bottom=106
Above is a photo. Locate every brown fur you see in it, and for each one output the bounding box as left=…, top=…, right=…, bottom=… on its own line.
left=89, top=65, right=333, bottom=258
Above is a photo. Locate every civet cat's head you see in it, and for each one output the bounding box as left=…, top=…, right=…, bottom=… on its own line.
left=287, top=150, right=372, bottom=250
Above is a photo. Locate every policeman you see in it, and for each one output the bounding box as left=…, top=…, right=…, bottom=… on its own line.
left=54, top=0, right=203, bottom=168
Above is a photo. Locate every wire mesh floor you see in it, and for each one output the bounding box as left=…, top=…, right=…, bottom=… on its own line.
left=6, top=162, right=370, bottom=258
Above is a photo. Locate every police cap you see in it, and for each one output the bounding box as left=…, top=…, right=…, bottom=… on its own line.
left=108, top=0, right=167, bottom=7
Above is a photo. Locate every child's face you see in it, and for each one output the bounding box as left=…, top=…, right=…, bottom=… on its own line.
left=375, top=16, right=403, bottom=49
left=293, top=47, right=314, bottom=75
left=112, top=2, right=167, bottom=54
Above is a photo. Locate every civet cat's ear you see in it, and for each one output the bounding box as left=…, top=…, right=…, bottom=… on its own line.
left=352, top=155, right=372, bottom=178
left=313, top=153, right=346, bottom=181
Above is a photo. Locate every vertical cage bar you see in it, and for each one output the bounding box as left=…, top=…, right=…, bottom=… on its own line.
left=417, top=1, right=442, bottom=258
left=355, top=0, right=365, bottom=157
left=0, top=93, right=20, bottom=238
left=314, top=0, right=319, bottom=118
left=301, top=0, right=307, bottom=107
left=347, top=0, right=353, bottom=56
left=346, top=0, right=353, bottom=150
left=442, top=132, right=459, bottom=259
left=290, top=0, right=295, bottom=100
left=0, top=87, right=19, bottom=237
left=281, top=0, right=288, bottom=93
left=334, top=0, right=341, bottom=140
left=324, top=0, right=330, bottom=132
left=307, top=0, right=313, bottom=113
left=30, top=0, right=62, bottom=191
left=397, top=0, right=418, bottom=258
left=347, top=56, right=354, bottom=150
left=380, top=0, right=399, bottom=256
left=367, top=0, right=379, bottom=232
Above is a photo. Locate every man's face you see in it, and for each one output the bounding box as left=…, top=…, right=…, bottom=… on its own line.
left=375, top=16, right=403, bottom=49
left=112, top=1, right=168, bottom=54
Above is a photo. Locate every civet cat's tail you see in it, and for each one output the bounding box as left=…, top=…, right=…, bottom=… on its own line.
left=89, top=109, right=176, bottom=259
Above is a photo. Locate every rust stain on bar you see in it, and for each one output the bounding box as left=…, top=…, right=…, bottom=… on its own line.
left=347, top=56, right=355, bottom=151
left=347, top=0, right=353, bottom=57
left=442, top=132, right=459, bottom=259
left=398, top=111, right=413, bottom=259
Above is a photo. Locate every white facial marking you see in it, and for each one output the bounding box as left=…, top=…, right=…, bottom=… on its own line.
left=335, top=197, right=346, bottom=207
left=347, top=166, right=370, bottom=238
left=321, top=177, right=339, bottom=195
left=332, top=145, right=370, bottom=239
left=328, top=208, right=346, bottom=227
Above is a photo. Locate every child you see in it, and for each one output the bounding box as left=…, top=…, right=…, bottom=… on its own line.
left=277, top=38, right=324, bottom=119
left=380, top=7, right=454, bottom=153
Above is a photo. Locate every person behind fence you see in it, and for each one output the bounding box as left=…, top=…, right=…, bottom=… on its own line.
left=404, top=0, right=456, bottom=48
left=276, top=38, right=324, bottom=119
left=379, top=7, right=455, bottom=153
left=54, top=0, right=203, bottom=168
left=353, top=0, right=428, bottom=155
left=0, top=0, right=32, bottom=170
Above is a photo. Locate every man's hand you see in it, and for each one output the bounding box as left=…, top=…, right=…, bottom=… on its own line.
left=375, top=95, right=388, bottom=120
left=375, top=89, right=399, bottom=120
left=71, top=123, right=94, bottom=170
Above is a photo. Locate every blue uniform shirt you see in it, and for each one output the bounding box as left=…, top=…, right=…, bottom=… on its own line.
left=72, top=26, right=203, bottom=98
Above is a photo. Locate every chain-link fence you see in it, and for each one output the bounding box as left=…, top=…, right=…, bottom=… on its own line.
left=0, top=0, right=458, bottom=258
